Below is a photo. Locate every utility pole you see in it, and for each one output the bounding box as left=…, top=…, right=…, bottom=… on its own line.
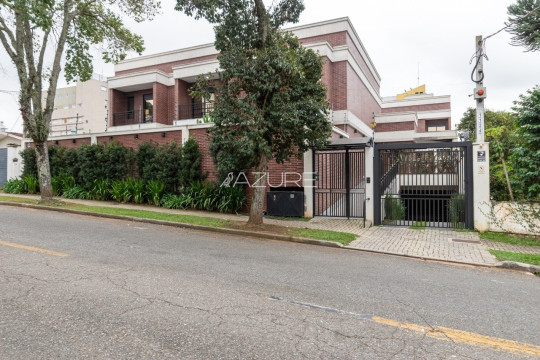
left=473, top=35, right=486, bottom=143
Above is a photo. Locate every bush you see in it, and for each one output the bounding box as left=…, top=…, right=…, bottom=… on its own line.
left=20, top=148, right=37, bottom=178
left=147, top=180, right=165, bottom=206
left=449, top=195, right=466, bottom=228
left=62, top=185, right=92, bottom=200
left=23, top=175, right=39, bottom=194
left=91, top=179, right=111, bottom=201
left=2, top=178, right=26, bottom=194
left=384, top=195, right=405, bottom=221
left=137, top=142, right=184, bottom=193
left=111, top=179, right=132, bottom=203
left=179, top=137, right=206, bottom=187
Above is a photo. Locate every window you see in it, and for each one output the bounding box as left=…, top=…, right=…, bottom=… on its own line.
left=426, top=121, right=447, bottom=132
left=143, top=94, right=153, bottom=123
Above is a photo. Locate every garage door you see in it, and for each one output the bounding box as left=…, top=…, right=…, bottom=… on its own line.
left=0, top=148, right=7, bottom=187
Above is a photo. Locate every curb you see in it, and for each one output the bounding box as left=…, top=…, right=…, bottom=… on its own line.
left=495, top=261, right=540, bottom=274
left=343, top=246, right=496, bottom=269
left=0, top=201, right=343, bottom=249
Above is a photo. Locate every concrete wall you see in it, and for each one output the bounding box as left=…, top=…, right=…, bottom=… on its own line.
left=483, top=202, right=540, bottom=235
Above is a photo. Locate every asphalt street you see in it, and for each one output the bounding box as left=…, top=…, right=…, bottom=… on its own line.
left=1, top=205, right=539, bottom=359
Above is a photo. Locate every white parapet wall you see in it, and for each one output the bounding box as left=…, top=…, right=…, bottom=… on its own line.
left=482, top=201, right=540, bottom=235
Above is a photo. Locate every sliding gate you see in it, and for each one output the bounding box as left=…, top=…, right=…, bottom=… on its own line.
left=374, top=142, right=473, bottom=229
left=313, top=145, right=366, bottom=219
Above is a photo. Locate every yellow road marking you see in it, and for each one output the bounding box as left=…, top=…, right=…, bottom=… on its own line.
left=0, top=240, right=68, bottom=257
left=372, top=316, right=540, bottom=357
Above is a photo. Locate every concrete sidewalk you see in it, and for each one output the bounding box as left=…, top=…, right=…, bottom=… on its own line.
left=3, top=193, right=539, bottom=268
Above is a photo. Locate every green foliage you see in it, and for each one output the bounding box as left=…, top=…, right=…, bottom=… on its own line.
left=20, top=148, right=38, bottom=178
left=511, top=85, right=540, bottom=199
left=449, top=195, right=466, bottom=229
left=507, top=0, right=540, bottom=52
left=137, top=142, right=185, bottom=192
left=91, top=179, right=111, bottom=201
left=62, top=186, right=92, bottom=200
left=384, top=195, right=405, bottom=221
left=457, top=108, right=518, bottom=201
left=111, top=179, right=133, bottom=203
left=147, top=180, right=165, bottom=206
left=161, top=183, right=246, bottom=213
left=2, top=179, right=26, bottom=194
left=23, top=175, right=39, bottom=194
left=76, top=145, right=106, bottom=190
left=179, top=137, right=206, bottom=187
left=489, top=250, right=540, bottom=265
left=101, top=142, right=135, bottom=182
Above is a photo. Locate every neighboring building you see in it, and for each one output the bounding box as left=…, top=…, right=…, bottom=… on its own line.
left=43, top=77, right=108, bottom=137
left=0, top=122, right=23, bottom=186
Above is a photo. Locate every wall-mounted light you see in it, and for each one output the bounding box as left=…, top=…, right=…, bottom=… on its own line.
left=72, top=139, right=76, bottom=144
left=134, top=134, right=138, bottom=139
left=161, top=132, right=166, bottom=138
left=109, top=136, right=113, bottom=141
left=54, top=140, right=59, bottom=145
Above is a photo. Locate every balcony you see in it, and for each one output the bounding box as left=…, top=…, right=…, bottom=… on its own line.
left=178, top=102, right=214, bottom=121
left=113, top=110, right=153, bottom=126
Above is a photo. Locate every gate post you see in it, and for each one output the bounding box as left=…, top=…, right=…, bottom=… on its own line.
left=472, top=143, right=490, bottom=231
left=303, top=149, right=314, bottom=218
left=345, top=148, right=350, bottom=219
left=365, top=146, right=374, bottom=226
left=373, top=145, right=381, bottom=225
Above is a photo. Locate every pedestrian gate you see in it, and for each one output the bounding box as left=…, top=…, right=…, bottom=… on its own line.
left=313, top=145, right=366, bottom=219
left=374, top=142, right=473, bottom=229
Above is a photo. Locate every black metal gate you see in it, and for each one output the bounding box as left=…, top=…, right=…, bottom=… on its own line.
left=374, top=142, right=473, bottom=229
left=313, top=145, right=366, bottom=219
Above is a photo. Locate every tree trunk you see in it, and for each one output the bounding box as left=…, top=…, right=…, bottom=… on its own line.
left=248, top=153, right=268, bottom=225
left=35, top=141, right=53, bottom=200
left=500, top=155, right=514, bottom=202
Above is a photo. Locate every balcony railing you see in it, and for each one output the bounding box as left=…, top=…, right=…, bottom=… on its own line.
left=113, top=110, right=153, bottom=126
left=178, top=102, right=214, bottom=120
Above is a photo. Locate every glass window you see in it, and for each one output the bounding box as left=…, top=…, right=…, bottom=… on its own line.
left=427, top=122, right=447, bottom=132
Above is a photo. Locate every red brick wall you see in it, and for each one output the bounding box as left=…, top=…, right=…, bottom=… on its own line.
left=345, top=33, right=380, bottom=93
left=299, top=31, right=347, bottom=48
left=48, top=138, right=92, bottom=149
left=375, top=121, right=415, bottom=132
left=347, top=63, right=381, bottom=125
left=96, top=131, right=183, bottom=148
left=189, top=128, right=218, bottom=182
left=330, top=61, right=348, bottom=110
left=110, top=88, right=154, bottom=126
left=153, top=82, right=170, bottom=125
left=381, top=102, right=450, bottom=113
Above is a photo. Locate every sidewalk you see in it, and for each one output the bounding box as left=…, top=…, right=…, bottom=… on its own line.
left=3, top=194, right=539, bottom=268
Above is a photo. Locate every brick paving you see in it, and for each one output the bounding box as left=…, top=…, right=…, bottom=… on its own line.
left=349, top=226, right=497, bottom=266
left=4, top=194, right=540, bottom=266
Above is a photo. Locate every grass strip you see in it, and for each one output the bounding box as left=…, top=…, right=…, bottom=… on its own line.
left=409, top=221, right=427, bottom=230
left=288, top=228, right=357, bottom=245
left=489, top=250, right=540, bottom=266
left=480, top=232, right=540, bottom=247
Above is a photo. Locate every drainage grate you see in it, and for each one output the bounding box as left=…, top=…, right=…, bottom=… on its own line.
left=452, top=239, right=481, bottom=244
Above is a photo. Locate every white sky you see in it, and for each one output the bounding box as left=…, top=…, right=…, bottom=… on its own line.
left=1, top=0, right=539, bottom=132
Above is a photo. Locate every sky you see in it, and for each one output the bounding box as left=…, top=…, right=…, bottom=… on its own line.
left=1, top=0, right=539, bottom=133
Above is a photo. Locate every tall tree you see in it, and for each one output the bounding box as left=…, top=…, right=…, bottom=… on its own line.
left=511, top=85, right=540, bottom=199
left=0, top=0, right=159, bottom=200
left=176, top=0, right=331, bottom=225
left=507, top=0, right=540, bottom=51
left=457, top=108, right=518, bottom=201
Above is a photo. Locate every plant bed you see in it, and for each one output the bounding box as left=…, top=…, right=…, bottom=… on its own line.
left=489, top=250, right=540, bottom=266
left=480, top=232, right=540, bottom=247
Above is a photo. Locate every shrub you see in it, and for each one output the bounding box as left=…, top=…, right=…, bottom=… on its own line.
left=23, top=175, right=39, bottom=194
left=449, top=195, right=466, bottom=228
left=216, top=186, right=246, bottom=213
left=161, top=193, right=190, bottom=209
left=102, top=142, right=135, bottom=181
left=384, top=195, right=405, bottom=221
left=62, top=185, right=92, bottom=200
left=20, top=148, right=37, bottom=177
left=179, top=137, right=205, bottom=187
left=2, top=178, right=26, bottom=194
left=129, top=178, right=146, bottom=204
left=137, top=142, right=183, bottom=193
left=91, top=179, right=111, bottom=201
left=111, top=179, right=132, bottom=203
left=147, top=180, right=165, bottom=206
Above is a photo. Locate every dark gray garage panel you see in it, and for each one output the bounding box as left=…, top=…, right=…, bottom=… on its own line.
left=0, top=148, right=7, bottom=187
